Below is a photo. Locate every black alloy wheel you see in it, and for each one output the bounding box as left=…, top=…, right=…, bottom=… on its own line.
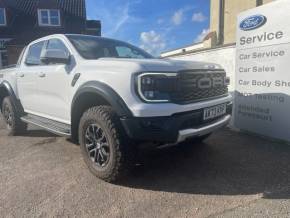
left=85, top=123, right=110, bottom=168
left=1, top=96, right=27, bottom=136
left=2, top=102, right=13, bottom=130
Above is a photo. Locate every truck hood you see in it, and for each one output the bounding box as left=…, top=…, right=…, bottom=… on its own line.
left=96, top=58, right=223, bottom=72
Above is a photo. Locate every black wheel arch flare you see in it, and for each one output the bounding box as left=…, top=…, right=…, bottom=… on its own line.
left=70, top=81, right=133, bottom=142
left=0, top=81, right=24, bottom=115
left=71, top=81, right=133, bottom=118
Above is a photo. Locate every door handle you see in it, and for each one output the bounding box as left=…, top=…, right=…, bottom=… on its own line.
left=19, top=73, right=24, bottom=78
left=39, top=72, right=46, bottom=78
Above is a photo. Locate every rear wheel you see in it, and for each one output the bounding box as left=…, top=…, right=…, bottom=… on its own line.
left=1, top=96, right=27, bottom=136
left=79, top=106, right=134, bottom=183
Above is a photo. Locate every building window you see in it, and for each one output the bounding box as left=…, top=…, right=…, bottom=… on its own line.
left=0, top=8, right=7, bottom=26
left=38, top=9, right=61, bottom=26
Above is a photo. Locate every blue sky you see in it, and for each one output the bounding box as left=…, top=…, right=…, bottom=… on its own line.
left=86, top=0, right=210, bottom=55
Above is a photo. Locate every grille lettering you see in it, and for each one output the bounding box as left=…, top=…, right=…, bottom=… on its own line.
left=171, top=71, right=229, bottom=103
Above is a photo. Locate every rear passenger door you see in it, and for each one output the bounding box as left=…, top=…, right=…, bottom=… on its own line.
left=17, top=41, right=45, bottom=113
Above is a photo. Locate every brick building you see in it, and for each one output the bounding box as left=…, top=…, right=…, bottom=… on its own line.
left=0, top=0, right=101, bottom=68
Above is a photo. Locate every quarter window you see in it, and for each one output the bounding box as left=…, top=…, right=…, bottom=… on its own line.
left=44, top=39, right=70, bottom=65
left=25, top=41, right=45, bottom=66
left=0, top=8, right=6, bottom=26
left=46, top=39, right=69, bottom=55
left=38, top=9, right=60, bottom=26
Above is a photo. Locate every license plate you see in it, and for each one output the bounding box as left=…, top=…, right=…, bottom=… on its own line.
left=203, top=104, right=226, bottom=121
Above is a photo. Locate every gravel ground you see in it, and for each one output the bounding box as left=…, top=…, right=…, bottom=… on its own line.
left=1, top=118, right=290, bottom=218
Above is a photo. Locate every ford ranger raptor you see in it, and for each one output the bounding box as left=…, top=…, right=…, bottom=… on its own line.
left=0, top=34, right=232, bottom=182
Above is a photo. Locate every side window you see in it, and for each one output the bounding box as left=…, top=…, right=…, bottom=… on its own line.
left=25, top=41, right=45, bottom=66
left=116, top=46, right=143, bottom=58
left=46, top=39, right=69, bottom=55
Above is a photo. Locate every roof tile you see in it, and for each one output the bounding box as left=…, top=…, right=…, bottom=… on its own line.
left=1, top=0, right=86, bottom=18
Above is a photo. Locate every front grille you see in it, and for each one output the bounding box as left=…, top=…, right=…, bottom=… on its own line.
left=170, top=71, right=228, bottom=104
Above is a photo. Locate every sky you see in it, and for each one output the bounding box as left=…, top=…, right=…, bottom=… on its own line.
left=86, top=0, right=210, bottom=56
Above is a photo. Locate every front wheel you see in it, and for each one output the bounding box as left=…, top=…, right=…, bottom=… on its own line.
left=78, top=106, right=134, bottom=183
left=1, top=96, right=27, bottom=136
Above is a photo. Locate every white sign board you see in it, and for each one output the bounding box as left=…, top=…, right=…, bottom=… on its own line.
left=235, top=0, right=290, bottom=141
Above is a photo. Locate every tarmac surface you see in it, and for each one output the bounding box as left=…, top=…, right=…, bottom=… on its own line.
left=1, top=119, right=290, bottom=217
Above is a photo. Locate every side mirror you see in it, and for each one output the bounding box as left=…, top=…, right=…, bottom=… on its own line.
left=40, top=49, right=70, bottom=65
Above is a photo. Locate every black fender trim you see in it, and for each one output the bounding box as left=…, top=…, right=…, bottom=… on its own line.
left=72, top=81, right=132, bottom=118
left=0, top=81, right=24, bottom=115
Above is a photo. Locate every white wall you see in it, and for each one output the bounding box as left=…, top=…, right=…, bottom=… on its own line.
left=168, top=45, right=236, bottom=92
left=161, top=42, right=204, bottom=58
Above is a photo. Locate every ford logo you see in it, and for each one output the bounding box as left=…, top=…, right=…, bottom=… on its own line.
left=240, top=15, right=267, bottom=31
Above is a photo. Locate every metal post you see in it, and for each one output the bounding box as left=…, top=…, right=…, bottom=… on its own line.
left=218, top=0, right=225, bottom=45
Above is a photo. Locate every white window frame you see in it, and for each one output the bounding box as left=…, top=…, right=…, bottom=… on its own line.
left=0, top=8, right=7, bottom=26
left=38, top=9, right=61, bottom=27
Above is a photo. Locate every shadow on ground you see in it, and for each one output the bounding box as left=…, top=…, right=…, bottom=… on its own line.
left=2, top=118, right=290, bottom=200
left=22, top=129, right=58, bottom=137
left=120, top=129, right=290, bottom=199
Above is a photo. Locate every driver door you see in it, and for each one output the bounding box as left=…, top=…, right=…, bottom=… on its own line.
left=33, top=38, right=73, bottom=123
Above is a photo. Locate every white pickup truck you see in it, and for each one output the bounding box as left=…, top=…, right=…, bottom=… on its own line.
left=0, top=34, right=232, bottom=182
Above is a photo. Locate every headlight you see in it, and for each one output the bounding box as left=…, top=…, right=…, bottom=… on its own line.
left=224, top=77, right=230, bottom=86
left=136, top=72, right=177, bottom=102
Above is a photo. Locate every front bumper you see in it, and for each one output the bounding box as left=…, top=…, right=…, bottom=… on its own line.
left=121, top=102, right=232, bottom=144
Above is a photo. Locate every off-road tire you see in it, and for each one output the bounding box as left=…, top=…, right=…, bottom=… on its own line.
left=1, top=96, right=27, bottom=136
left=79, top=106, right=134, bottom=183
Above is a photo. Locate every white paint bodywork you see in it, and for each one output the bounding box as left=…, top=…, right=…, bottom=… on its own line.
left=0, top=34, right=232, bottom=125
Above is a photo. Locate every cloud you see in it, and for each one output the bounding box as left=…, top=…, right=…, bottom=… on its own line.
left=157, top=18, right=164, bottom=25
left=171, top=9, right=184, bottom=26
left=171, top=6, right=195, bottom=26
left=110, top=4, right=130, bottom=35
left=192, top=12, right=207, bottom=22
left=194, top=28, right=210, bottom=43
left=87, top=0, right=142, bottom=37
left=140, top=30, right=166, bottom=56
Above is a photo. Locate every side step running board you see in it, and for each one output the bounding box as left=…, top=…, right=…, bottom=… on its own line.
left=21, top=114, right=71, bottom=137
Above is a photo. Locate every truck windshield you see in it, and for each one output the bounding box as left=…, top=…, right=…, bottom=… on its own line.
left=66, top=35, right=154, bottom=60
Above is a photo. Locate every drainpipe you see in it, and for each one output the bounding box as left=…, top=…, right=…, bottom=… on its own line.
left=218, top=0, right=225, bottom=45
